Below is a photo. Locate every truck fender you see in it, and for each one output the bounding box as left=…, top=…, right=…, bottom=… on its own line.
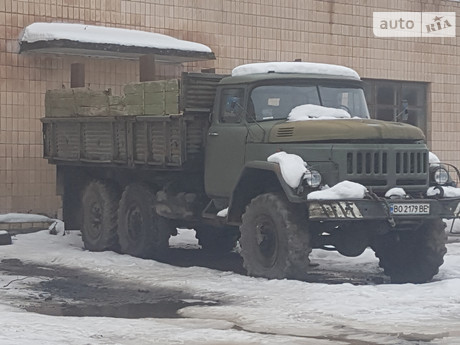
left=227, top=161, right=305, bottom=224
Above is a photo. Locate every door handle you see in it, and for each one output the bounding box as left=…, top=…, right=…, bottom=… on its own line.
left=208, top=132, right=219, bottom=136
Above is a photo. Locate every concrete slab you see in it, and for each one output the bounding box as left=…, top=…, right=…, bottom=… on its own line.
left=0, top=230, right=12, bottom=245
left=0, top=221, right=55, bottom=236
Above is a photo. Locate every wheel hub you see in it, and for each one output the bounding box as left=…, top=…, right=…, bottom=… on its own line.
left=127, top=206, right=143, bottom=239
left=255, top=219, right=278, bottom=267
left=89, top=202, right=102, bottom=236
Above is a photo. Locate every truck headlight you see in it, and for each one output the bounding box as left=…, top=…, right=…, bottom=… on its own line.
left=432, top=167, right=449, bottom=185
left=304, top=170, right=322, bottom=188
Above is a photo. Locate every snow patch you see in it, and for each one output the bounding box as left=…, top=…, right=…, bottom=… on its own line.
left=217, top=208, right=228, bottom=217
left=307, top=181, right=368, bottom=200
left=287, top=104, right=351, bottom=121
left=2, top=228, right=460, bottom=343
left=267, top=151, right=308, bottom=188
left=385, top=188, right=407, bottom=198
left=427, top=186, right=460, bottom=198
left=232, top=62, right=360, bottom=80
left=20, top=22, right=212, bottom=53
left=0, top=213, right=52, bottom=223
left=429, top=152, right=441, bottom=164
left=169, top=228, right=199, bottom=249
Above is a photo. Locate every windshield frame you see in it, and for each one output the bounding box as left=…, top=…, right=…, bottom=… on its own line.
left=247, top=79, right=370, bottom=122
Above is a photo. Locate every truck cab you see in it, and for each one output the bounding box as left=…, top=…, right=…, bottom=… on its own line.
left=203, top=62, right=460, bottom=283
left=205, top=62, right=426, bottom=210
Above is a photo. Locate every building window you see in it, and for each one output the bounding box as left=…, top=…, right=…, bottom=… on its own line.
left=363, top=79, right=427, bottom=134
left=71, top=63, right=85, bottom=88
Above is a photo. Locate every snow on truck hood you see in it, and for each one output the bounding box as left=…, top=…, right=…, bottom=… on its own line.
left=269, top=118, right=426, bottom=143
left=288, top=104, right=352, bottom=121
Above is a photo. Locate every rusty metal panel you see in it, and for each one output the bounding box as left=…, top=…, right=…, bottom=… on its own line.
left=81, top=121, right=114, bottom=161
left=114, top=121, right=128, bottom=162
left=148, top=121, right=166, bottom=166
left=43, top=123, right=53, bottom=158
left=180, top=72, right=226, bottom=111
left=168, top=116, right=182, bottom=166
left=42, top=114, right=206, bottom=170
left=133, top=121, right=148, bottom=163
left=55, top=122, right=80, bottom=159
left=184, top=114, right=207, bottom=159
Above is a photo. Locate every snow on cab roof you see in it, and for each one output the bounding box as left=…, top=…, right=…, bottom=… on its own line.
left=232, top=62, right=360, bottom=80
left=19, top=22, right=215, bottom=62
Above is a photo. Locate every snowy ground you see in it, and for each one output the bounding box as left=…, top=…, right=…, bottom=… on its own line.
left=1, top=223, right=460, bottom=344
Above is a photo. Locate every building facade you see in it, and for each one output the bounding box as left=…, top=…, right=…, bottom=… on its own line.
left=0, top=0, right=459, bottom=216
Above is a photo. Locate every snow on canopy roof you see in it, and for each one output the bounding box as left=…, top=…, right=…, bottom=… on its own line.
left=232, top=62, right=360, bottom=80
left=18, top=22, right=215, bottom=62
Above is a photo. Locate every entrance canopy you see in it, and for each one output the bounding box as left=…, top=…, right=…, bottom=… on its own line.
left=18, top=22, right=215, bottom=62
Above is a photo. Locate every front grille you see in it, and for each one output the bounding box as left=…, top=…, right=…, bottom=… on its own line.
left=347, top=152, right=388, bottom=175
left=395, top=152, right=427, bottom=174
left=344, top=149, right=428, bottom=190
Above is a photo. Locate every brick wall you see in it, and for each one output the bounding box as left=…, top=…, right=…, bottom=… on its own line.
left=0, top=0, right=459, bottom=215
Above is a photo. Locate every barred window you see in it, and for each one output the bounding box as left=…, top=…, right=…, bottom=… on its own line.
left=363, top=79, right=427, bottom=134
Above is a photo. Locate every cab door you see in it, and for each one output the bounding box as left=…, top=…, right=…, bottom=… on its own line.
left=204, top=87, right=248, bottom=198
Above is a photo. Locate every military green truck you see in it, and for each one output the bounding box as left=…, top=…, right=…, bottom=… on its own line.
left=42, top=62, right=460, bottom=283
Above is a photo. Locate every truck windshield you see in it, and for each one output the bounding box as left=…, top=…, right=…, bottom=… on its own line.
left=249, top=84, right=370, bottom=121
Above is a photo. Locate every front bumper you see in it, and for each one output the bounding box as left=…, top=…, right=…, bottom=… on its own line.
left=307, top=197, right=460, bottom=223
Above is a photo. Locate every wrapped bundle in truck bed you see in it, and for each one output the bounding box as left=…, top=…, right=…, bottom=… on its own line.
left=41, top=72, right=225, bottom=171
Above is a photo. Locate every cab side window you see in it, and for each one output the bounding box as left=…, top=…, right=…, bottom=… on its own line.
left=220, top=88, right=244, bottom=123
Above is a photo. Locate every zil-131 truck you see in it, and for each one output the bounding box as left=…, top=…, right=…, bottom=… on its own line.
left=42, top=62, right=460, bottom=283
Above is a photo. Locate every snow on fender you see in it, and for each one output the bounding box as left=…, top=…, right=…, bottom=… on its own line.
left=267, top=151, right=308, bottom=189
left=307, top=181, right=368, bottom=200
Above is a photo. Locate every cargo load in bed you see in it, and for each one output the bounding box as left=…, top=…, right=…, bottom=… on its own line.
left=42, top=72, right=225, bottom=170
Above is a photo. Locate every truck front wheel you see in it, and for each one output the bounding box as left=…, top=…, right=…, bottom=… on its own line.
left=117, top=184, right=170, bottom=259
left=81, top=180, right=120, bottom=252
left=372, top=219, right=447, bottom=283
left=239, top=193, right=311, bottom=280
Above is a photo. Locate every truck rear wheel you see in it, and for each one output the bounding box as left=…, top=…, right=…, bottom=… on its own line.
left=195, top=225, right=240, bottom=253
left=239, top=193, right=311, bottom=280
left=372, top=219, right=447, bottom=283
left=81, top=180, right=119, bottom=252
left=117, top=184, right=170, bottom=259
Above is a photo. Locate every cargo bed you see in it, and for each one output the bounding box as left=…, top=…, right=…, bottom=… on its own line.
left=42, top=72, right=226, bottom=171
left=42, top=112, right=209, bottom=170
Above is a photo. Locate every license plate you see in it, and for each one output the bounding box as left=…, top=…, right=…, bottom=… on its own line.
left=390, top=203, right=430, bottom=215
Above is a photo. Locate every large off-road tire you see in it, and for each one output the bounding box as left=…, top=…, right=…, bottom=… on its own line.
left=239, top=193, right=311, bottom=280
left=81, top=180, right=119, bottom=252
left=117, top=184, right=170, bottom=259
left=195, top=225, right=240, bottom=253
left=372, top=219, right=447, bottom=284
